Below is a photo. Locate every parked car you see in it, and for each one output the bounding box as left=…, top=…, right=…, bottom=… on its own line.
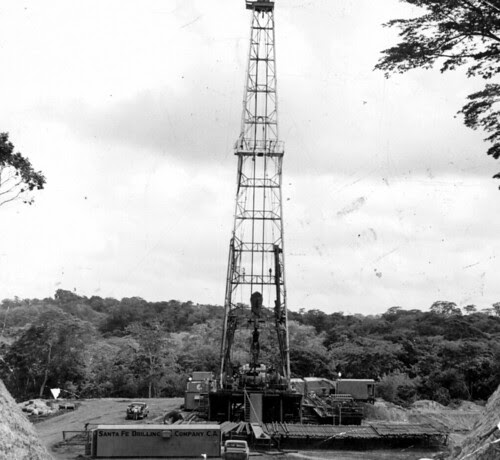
left=126, top=402, right=149, bottom=420
left=221, top=440, right=249, bottom=460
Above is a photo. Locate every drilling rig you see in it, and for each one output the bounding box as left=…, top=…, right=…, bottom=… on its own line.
left=208, top=0, right=302, bottom=423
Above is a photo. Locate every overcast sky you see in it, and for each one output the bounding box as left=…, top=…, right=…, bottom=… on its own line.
left=1, top=0, right=499, bottom=315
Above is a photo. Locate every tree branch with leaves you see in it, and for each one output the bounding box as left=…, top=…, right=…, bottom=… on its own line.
left=0, top=132, right=45, bottom=206
left=376, top=0, right=500, bottom=184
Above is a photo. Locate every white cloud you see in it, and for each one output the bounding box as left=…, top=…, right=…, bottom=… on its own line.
left=0, top=0, right=499, bottom=314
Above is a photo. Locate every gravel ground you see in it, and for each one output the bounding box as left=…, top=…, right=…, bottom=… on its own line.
left=35, top=398, right=183, bottom=460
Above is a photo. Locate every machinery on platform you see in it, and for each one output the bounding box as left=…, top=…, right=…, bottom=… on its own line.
left=291, top=377, right=376, bottom=403
left=208, top=0, right=302, bottom=423
left=336, top=379, right=375, bottom=403
left=184, top=372, right=215, bottom=412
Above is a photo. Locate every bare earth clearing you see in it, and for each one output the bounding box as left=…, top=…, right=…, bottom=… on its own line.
left=35, top=398, right=183, bottom=460
left=34, top=398, right=452, bottom=460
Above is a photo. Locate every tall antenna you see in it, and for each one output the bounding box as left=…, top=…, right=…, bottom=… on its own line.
left=220, top=0, right=290, bottom=387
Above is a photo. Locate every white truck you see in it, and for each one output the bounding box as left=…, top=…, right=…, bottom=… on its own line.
left=221, top=440, right=249, bottom=460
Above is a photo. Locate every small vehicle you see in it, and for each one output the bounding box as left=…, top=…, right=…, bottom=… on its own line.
left=126, top=402, right=149, bottom=420
left=221, top=440, right=249, bottom=460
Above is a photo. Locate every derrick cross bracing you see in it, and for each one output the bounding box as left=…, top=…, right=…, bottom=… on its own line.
left=220, top=0, right=290, bottom=389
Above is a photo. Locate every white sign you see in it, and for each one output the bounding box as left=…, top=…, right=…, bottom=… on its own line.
left=50, top=388, right=61, bottom=399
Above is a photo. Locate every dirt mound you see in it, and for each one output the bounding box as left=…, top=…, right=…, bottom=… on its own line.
left=454, top=401, right=484, bottom=412
left=408, top=399, right=482, bottom=432
left=0, top=380, right=53, bottom=460
left=363, top=399, right=409, bottom=422
left=449, top=385, right=500, bottom=460
left=364, top=398, right=482, bottom=434
left=411, top=399, right=447, bottom=411
left=408, top=411, right=481, bottom=433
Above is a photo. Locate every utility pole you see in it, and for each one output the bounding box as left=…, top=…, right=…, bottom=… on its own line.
left=219, top=0, right=290, bottom=388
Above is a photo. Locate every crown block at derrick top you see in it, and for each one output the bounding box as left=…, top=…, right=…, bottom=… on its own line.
left=246, top=0, right=274, bottom=12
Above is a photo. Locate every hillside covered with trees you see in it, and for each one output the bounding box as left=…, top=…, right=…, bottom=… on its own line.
left=1, top=290, right=499, bottom=407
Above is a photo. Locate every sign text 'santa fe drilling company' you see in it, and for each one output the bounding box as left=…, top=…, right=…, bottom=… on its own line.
left=91, top=425, right=221, bottom=458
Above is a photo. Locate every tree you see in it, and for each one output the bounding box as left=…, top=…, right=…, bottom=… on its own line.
left=287, top=321, right=333, bottom=378
left=492, top=302, right=500, bottom=316
left=302, top=309, right=330, bottom=333
left=430, top=300, right=462, bottom=316
left=463, top=304, right=477, bottom=314
left=2, top=308, right=93, bottom=399
left=377, top=371, right=420, bottom=405
left=176, top=320, right=222, bottom=375
left=0, top=133, right=45, bottom=206
left=376, top=0, right=500, bottom=183
left=126, top=320, right=177, bottom=398
left=289, top=348, right=334, bottom=378
left=82, top=336, right=140, bottom=398
left=382, top=306, right=404, bottom=322
left=54, top=289, right=82, bottom=304
left=329, top=338, right=405, bottom=379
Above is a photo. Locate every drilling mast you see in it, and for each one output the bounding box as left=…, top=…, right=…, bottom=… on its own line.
left=209, top=0, right=301, bottom=423
left=220, top=0, right=290, bottom=388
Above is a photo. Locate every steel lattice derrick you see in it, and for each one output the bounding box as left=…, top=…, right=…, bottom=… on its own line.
left=220, top=0, right=290, bottom=390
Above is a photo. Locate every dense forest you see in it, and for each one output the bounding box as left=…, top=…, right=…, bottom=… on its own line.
left=1, top=290, right=499, bottom=407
